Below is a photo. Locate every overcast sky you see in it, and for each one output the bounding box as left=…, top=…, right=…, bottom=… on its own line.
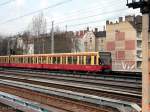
left=0, top=0, right=140, bottom=36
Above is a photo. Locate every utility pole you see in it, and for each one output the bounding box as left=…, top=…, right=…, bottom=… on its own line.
left=65, top=25, right=67, bottom=32
left=127, top=0, right=150, bottom=112
left=51, top=21, right=54, bottom=53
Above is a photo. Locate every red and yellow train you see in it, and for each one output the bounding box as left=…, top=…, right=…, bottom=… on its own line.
left=0, top=52, right=112, bottom=72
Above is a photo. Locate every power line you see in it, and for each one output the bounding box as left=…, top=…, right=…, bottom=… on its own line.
left=54, top=8, right=128, bottom=25
left=0, top=0, right=72, bottom=24
left=0, top=0, right=14, bottom=7
left=46, top=12, right=138, bottom=30
left=47, top=0, right=124, bottom=23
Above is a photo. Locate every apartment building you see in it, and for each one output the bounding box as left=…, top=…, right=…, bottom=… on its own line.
left=94, top=28, right=106, bottom=52
left=74, top=28, right=106, bottom=52
left=106, top=15, right=142, bottom=72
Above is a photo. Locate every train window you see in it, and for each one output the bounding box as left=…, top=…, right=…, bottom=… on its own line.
left=36, top=57, right=38, bottom=64
left=30, top=57, right=33, bottom=64
left=86, top=56, right=91, bottom=65
left=18, top=57, right=22, bottom=63
left=14, top=58, right=16, bottom=63
left=28, top=57, right=30, bottom=64
left=33, top=57, right=36, bottom=64
left=48, top=57, right=51, bottom=64
left=68, top=57, right=72, bottom=64
left=79, top=56, right=84, bottom=65
left=57, top=57, right=60, bottom=64
left=62, top=57, right=66, bottom=64
left=23, top=57, right=26, bottom=63
left=73, top=56, right=77, bottom=64
left=94, top=56, right=97, bottom=65
left=38, top=57, right=41, bottom=64
left=53, top=57, right=57, bottom=64
left=26, top=57, right=29, bottom=63
left=31, top=57, right=34, bottom=64
left=42, top=57, right=46, bottom=64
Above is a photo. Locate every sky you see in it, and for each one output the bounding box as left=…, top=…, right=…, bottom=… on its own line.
left=0, top=0, right=141, bottom=36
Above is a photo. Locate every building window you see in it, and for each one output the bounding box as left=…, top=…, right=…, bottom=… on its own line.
left=90, top=38, right=92, bottom=43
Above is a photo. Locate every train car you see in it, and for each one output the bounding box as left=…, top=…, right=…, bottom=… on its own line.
left=0, top=52, right=112, bottom=72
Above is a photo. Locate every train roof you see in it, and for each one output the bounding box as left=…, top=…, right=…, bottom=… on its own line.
left=2, top=52, right=99, bottom=57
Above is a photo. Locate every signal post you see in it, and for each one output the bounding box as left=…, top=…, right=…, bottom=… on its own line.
left=126, top=0, right=150, bottom=111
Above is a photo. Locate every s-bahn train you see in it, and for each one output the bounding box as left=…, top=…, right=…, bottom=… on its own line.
left=0, top=52, right=112, bottom=72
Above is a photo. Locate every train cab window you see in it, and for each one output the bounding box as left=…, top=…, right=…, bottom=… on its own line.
left=68, top=57, right=72, bottom=64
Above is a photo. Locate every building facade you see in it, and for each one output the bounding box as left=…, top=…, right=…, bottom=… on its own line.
left=94, top=29, right=106, bottom=52
left=106, top=15, right=142, bottom=72
left=74, top=28, right=106, bottom=53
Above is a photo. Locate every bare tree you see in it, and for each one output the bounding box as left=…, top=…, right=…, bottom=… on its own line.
left=28, top=12, right=47, bottom=54
left=30, top=12, right=47, bottom=37
left=72, top=35, right=82, bottom=52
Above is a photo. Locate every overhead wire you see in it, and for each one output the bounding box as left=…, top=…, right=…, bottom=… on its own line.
left=0, top=0, right=72, bottom=24
left=46, top=12, right=138, bottom=31
left=46, top=0, right=125, bottom=23
left=0, top=0, right=140, bottom=34
left=0, top=0, right=14, bottom=7
left=54, top=8, right=128, bottom=25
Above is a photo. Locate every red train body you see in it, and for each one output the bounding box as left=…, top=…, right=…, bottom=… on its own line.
left=0, top=52, right=112, bottom=72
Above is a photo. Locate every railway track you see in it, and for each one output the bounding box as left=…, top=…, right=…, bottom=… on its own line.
left=0, top=69, right=141, bottom=94
left=0, top=68, right=142, bottom=111
left=0, top=68, right=142, bottom=81
left=0, top=102, right=21, bottom=112
left=0, top=80, right=118, bottom=112
left=0, top=69, right=141, bottom=101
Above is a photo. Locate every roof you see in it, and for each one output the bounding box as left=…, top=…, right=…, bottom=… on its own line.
left=94, top=31, right=106, bottom=38
left=9, top=52, right=99, bottom=57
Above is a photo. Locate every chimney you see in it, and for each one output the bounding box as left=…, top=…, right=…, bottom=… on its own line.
left=103, top=26, right=105, bottom=31
left=80, top=30, right=84, bottom=36
left=125, top=15, right=134, bottom=22
left=76, top=31, right=79, bottom=36
left=95, top=28, right=98, bottom=33
left=135, top=15, right=142, bottom=24
left=106, top=20, right=109, bottom=25
left=119, top=17, right=123, bottom=22
left=110, top=21, right=113, bottom=24
left=87, top=27, right=89, bottom=31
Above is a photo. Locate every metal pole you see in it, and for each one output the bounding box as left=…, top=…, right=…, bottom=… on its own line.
left=51, top=21, right=54, bottom=53
left=142, top=0, right=150, bottom=111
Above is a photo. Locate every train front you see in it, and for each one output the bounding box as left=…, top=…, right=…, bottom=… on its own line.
left=99, top=52, right=112, bottom=72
